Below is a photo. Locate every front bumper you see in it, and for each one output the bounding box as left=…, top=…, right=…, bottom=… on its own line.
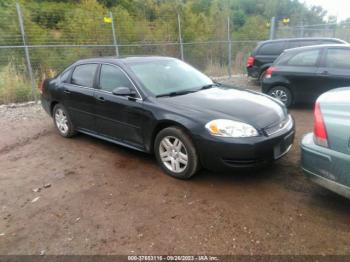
left=301, top=133, right=350, bottom=199
left=194, top=119, right=295, bottom=172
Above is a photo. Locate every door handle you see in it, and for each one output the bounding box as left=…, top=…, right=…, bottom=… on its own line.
left=320, top=70, right=329, bottom=76
left=64, top=90, right=71, bottom=94
left=96, top=96, right=105, bottom=102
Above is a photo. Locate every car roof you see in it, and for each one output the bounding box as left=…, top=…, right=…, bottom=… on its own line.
left=284, top=43, right=350, bottom=53
left=258, top=37, right=347, bottom=45
left=75, top=56, right=176, bottom=65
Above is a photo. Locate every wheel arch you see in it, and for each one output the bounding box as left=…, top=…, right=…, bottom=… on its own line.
left=50, top=101, right=59, bottom=116
left=149, top=120, right=195, bottom=154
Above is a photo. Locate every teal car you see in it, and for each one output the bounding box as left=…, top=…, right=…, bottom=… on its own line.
left=301, top=87, right=350, bottom=199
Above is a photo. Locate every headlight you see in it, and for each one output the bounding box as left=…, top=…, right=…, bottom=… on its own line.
left=205, top=119, right=259, bottom=138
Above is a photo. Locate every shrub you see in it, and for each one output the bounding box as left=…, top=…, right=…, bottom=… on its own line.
left=0, top=62, right=36, bottom=104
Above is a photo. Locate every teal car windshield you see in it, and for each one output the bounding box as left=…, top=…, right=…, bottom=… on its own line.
left=129, top=59, right=213, bottom=96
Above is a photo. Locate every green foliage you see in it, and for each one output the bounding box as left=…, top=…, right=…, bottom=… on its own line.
left=0, top=0, right=332, bottom=103
left=0, top=62, right=35, bottom=104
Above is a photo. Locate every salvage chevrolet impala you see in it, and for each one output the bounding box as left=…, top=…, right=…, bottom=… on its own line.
left=40, top=56, right=295, bottom=179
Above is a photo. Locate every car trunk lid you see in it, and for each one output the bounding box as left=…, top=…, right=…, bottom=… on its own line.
left=318, top=87, right=350, bottom=154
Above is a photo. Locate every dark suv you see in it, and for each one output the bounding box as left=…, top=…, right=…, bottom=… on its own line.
left=246, top=37, right=347, bottom=82
left=262, top=44, right=350, bottom=107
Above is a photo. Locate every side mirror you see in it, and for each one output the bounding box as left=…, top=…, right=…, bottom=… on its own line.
left=112, top=87, right=136, bottom=97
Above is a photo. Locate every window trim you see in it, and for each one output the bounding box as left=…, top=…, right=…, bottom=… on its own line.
left=70, top=63, right=99, bottom=89
left=97, top=63, right=143, bottom=101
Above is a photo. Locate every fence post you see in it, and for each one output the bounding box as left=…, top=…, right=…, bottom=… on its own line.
left=110, top=11, right=119, bottom=57
left=16, top=3, right=37, bottom=102
left=269, top=17, right=276, bottom=40
left=227, top=17, right=232, bottom=78
left=299, top=22, right=304, bottom=37
left=177, top=13, right=184, bottom=60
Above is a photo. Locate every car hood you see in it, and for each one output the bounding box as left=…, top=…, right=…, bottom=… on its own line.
left=157, top=87, right=287, bottom=129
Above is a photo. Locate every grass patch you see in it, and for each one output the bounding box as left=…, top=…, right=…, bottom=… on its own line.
left=0, top=63, right=37, bottom=104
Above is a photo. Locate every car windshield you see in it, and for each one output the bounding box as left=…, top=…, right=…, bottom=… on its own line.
left=128, top=59, right=213, bottom=97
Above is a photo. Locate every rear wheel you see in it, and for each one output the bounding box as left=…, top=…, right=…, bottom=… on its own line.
left=267, top=86, right=293, bottom=107
left=53, top=104, right=76, bottom=138
left=258, top=69, right=267, bottom=84
left=154, top=127, right=199, bottom=179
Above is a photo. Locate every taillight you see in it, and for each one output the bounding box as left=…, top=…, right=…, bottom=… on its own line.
left=265, top=67, right=276, bottom=78
left=246, top=56, right=255, bottom=67
left=38, top=80, right=44, bottom=94
left=313, top=101, right=328, bottom=147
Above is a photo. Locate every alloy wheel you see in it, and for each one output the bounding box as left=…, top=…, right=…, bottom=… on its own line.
left=55, top=108, right=69, bottom=135
left=271, top=89, right=288, bottom=103
left=159, top=136, right=188, bottom=173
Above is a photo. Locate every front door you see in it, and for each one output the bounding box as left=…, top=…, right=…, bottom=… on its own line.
left=317, top=47, right=350, bottom=94
left=94, top=64, right=147, bottom=149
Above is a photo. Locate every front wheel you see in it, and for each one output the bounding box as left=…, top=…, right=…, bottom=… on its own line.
left=267, top=86, right=293, bottom=108
left=154, top=127, right=200, bottom=179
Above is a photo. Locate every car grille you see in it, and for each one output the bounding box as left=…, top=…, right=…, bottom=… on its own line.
left=264, top=115, right=293, bottom=136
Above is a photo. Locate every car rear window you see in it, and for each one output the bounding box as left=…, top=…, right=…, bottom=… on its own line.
left=71, top=64, right=98, bottom=88
left=325, top=49, right=350, bottom=69
left=286, top=49, right=320, bottom=67
left=258, top=42, right=285, bottom=55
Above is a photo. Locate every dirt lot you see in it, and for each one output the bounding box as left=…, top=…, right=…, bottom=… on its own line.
left=1, top=76, right=350, bottom=255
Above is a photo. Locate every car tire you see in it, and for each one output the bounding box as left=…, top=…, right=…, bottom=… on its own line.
left=267, top=86, right=293, bottom=108
left=53, top=103, right=76, bottom=138
left=154, top=126, right=200, bottom=179
left=258, top=69, right=267, bottom=84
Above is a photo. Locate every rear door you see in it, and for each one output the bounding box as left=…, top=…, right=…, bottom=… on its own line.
left=317, top=47, right=350, bottom=92
left=280, top=48, right=322, bottom=103
left=94, top=64, right=146, bottom=149
left=62, top=63, right=98, bottom=132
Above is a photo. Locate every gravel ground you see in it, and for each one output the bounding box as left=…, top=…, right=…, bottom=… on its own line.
left=1, top=76, right=350, bottom=255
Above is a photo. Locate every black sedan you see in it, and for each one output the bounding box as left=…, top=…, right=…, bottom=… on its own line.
left=40, top=56, right=295, bottom=179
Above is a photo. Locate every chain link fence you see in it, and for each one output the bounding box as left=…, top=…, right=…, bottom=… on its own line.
left=0, top=3, right=264, bottom=103
left=275, top=22, right=350, bottom=42
left=4, top=3, right=350, bottom=104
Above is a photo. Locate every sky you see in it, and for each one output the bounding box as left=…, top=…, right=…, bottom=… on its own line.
left=303, top=0, right=350, bottom=21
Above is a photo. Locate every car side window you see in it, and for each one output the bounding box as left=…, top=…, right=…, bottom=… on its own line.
left=287, top=49, right=320, bottom=67
left=71, top=64, right=98, bottom=88
left=60, top=69, right=71, bottom=83
left=325, top=49, right=350, bottom=69
left=258, top=42, right=285, bottom=55
left=99, top=64, right=133, bottom=92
